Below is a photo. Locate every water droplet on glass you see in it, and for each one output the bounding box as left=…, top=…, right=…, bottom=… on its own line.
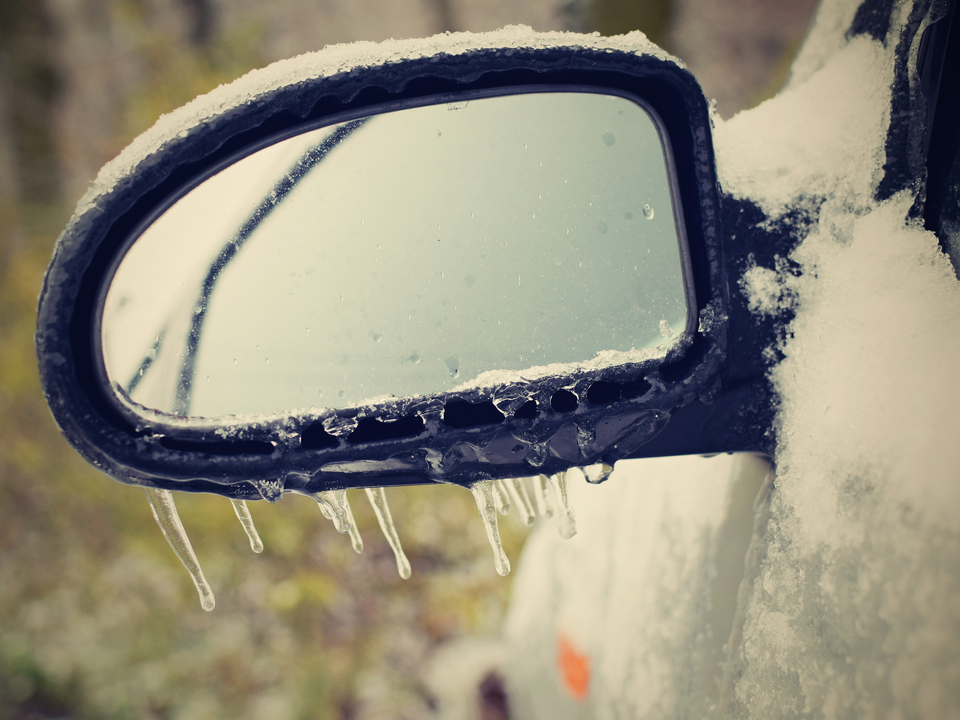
left=143, top=488, right=215, bottom=611
left=505, top=478, right=536, bottom=526
left=470, top=481, right=511, bottom=576
left=643, top=203, right=654, bottom=220
left=365, top=487, right=411, bottom=579
left=596, top=221, right=608, bottom=235
left=492, top=479, right=511, bottom=515
left=534, top=474, right=555, bottom=517
left=548, top=472, right=577, bottom=540
left=230, top=499, right=263, bottom=553
left=602, top=131, right=616, bottom=146
left=444, top=356, right=459, bottom=378
left=624, top=211, right=634, bottom=220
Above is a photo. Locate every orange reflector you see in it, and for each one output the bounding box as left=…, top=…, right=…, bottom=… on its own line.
left=556, top=633, right=590, bottom=701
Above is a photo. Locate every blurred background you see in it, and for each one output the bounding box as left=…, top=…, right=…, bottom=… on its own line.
left=0, top=0, right=816, bottom=717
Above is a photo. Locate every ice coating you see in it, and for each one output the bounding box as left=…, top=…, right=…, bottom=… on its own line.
left=533, top=474, right=555, bottom=517
left=143, top=488, right=215, bottom=611
left=229, top=499, right=264, bottom=553
left=582, top=462, right=614, bottom=484
left=470, top=481, right=511, bottom=577
left=312, top=489, right=352, bottom=534
left=548, top=472, right=577, bottom=540
left=364, top=487, right=411, bottom=579
left=492, top=479, right=511, bottom=516
left=506, top=478, right=536, bottom=527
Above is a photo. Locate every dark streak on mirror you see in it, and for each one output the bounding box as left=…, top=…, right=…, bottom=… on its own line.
left=174, top=118, right=369, bottom=415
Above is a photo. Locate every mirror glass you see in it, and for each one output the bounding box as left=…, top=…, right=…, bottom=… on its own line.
left=102, top=91, right=690, bottom=419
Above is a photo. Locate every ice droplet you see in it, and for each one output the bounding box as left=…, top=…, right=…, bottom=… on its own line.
left=492, top=479, right=511, bottom=515
left=323, top=414, right=359, bottom=437
left=534, top=474, right=555, bottom=517
left=230, top=499, right=263, bottom=553
left=505, top=478, right=536, bottom=526
left=365, top=487, right=411, bottom=579
left=549, top=472, right=577, bottom=540
left=583, top=463, right=614, bottom=484
left=313, top=489, right=353, bottom=534
left=253, top=479, right=284, bottom=503
left=470, top=481, right=511, bottom=576
left=526, top=442, right=548, bottom=467
left=642, top=203, right=654, bottom=220
left=143, top=488, right=215, bottom=611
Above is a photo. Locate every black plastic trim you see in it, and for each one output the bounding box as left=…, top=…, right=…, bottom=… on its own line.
left=36, top=41, right=749, bottom=498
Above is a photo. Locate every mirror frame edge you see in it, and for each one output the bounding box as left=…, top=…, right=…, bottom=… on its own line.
left=36, top=38, right=749, bottom=498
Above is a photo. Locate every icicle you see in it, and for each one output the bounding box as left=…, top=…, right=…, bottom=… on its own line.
left=505, top=478, right=536, bottom=526
left=143, top=487, right=215, bottom=611
left=341, top=494, right=363, bottom=553
left=492, top=478, right=511, bottom=515
left=312, top=489, right=352, bottom=534
left=548, top=472, right=577, bottom=540
left=346, top=519, right=364, bottom=554
left=230, top=499, right=263, bottom=553
left=534, top=474, right=555, bottom=517
left=365, top=487, right=411, bottom=579
left=470, top=481, right=511, bottom=576
left=583, top=463, right=614, bottom=484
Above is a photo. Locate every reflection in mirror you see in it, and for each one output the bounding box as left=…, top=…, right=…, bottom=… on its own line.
left=101, top=91, right=689, bottom=420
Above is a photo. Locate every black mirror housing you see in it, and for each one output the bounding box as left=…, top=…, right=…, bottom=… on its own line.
left=36, top=30, right=747, bottom=500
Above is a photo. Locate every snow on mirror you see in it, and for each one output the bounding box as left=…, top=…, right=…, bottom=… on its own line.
left=101, top=91, right=688, bottom=420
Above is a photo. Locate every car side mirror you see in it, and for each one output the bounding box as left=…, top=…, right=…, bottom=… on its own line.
left=37, top=31, right=736, bottom=504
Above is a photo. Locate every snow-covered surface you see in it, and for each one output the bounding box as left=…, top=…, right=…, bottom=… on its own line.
left=498, top=0, right=960, bottom=716
left=77, top=26, right=672, bottom=220
left=713, top=35, right=891, bottom=221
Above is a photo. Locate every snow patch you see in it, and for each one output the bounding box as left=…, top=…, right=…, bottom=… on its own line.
left=713, top=36, right=891, bottom=221
left=77, top=26, right=674, bottom=219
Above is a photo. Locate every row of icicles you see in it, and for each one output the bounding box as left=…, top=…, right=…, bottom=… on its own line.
left=143, top=468, right=604, bottom=611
